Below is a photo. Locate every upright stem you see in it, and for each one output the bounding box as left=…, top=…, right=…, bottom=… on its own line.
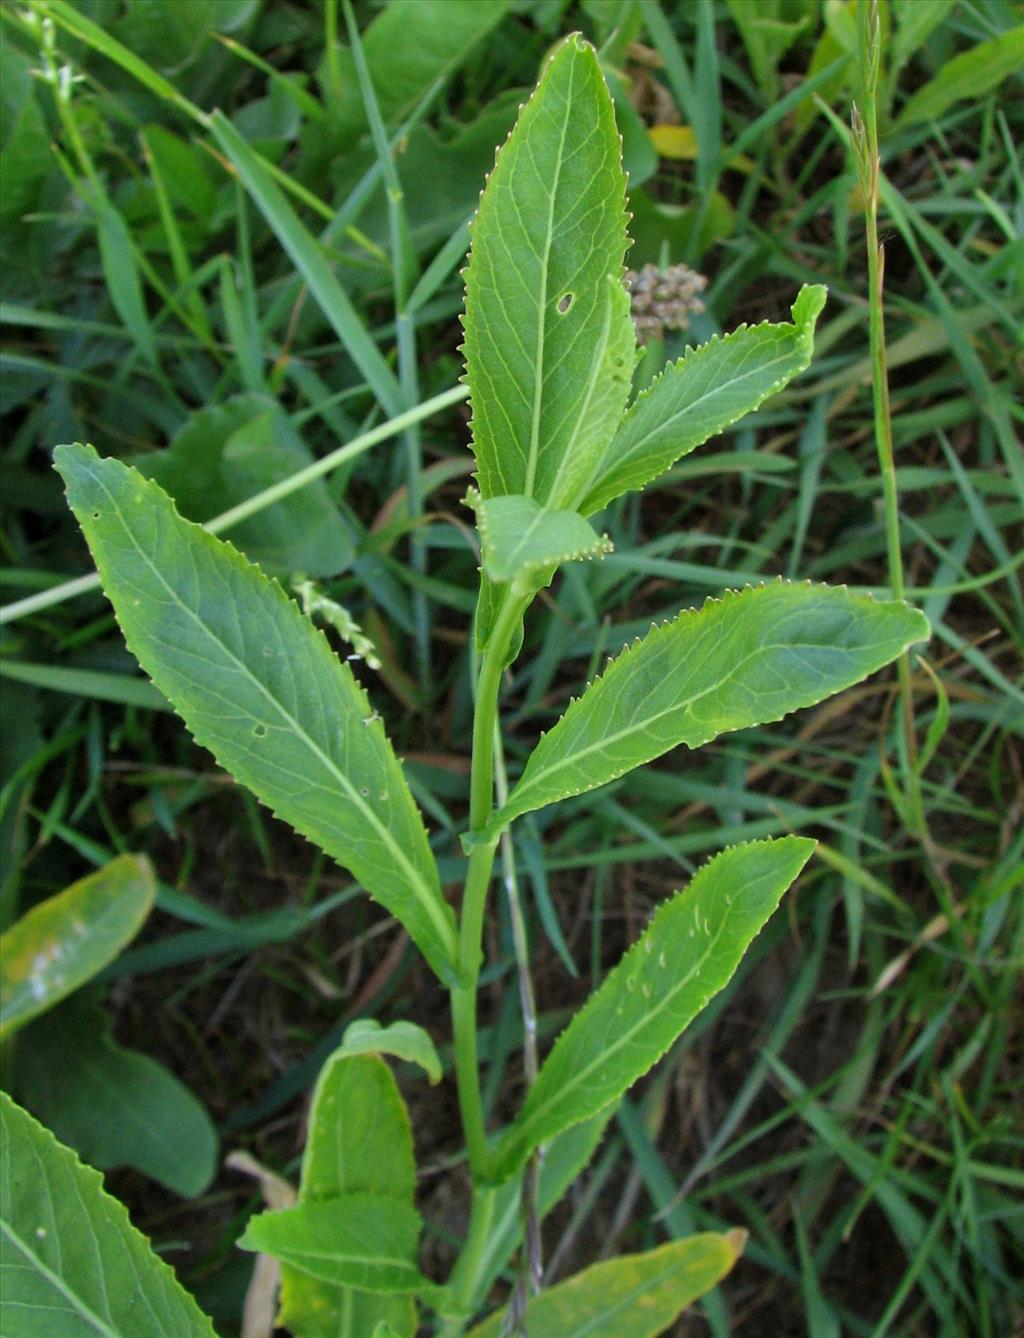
left=451, top=590, right=528, bottom=1176
left=445, top=588, right=528, bottom=1331
left=855, top=1, right=923, bottom=832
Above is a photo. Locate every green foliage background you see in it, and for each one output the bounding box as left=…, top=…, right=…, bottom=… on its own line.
left=1, top=1, right=1021, bottom=1334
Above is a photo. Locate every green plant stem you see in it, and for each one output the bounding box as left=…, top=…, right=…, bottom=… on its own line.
left=439, top=1184, right=499, bottom=1337
left=446, top=589, right=529, bottom=1325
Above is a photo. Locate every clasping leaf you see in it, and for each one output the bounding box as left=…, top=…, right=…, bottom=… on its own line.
left=468, top=490, right=612, bottom=587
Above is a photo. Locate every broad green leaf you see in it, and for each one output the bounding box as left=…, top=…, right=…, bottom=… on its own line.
left=132, top=395, right=355, bottom=578
left=13, top=996, right=218, bottom=1198
left=577, top=285, right=827, bottom=515
left=0, top=853, right=155, bottom=1038
left=240, top=1195, right=429, bottom=1294
left=279, top=1050, right=417, bottom=1337
left=0, top=1090, right=216, bottom=1337
left=54, top=445, right=458, bottom=984
left=467, top=1232, right=744, bottom=1337
left=489, top=838, right=814, bottom=1180
left=463, top=35, right=635, bottom=510
left=330, top=1018, right=442, bottom=1085
left=896, top=26, right=1024, bottom=128
left=468, top=491, right=612, bottom=586
left=480, top=581, right=929, bottom=842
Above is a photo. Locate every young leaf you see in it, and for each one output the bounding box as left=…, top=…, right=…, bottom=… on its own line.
left=0, top=852, right=155, bottom=1038
left=469, top=490, right=612, bottom=586
left=462, top=35, right=635, bottom=510
left=54, top=445, right=458, bottom=984
left=13, top=995, right=218, bottom=1198
left=489, top=837, right=815, bottom=1180
left=239, top=1195, right=429, bottom=1294
left=480, top=581, right=928, bottom=841
left=332, top=1018, right=442, bottom=1085
left=279, top=1051, right=418, bottom=1337
left=0, top=1090, right=216, bottom=1337
left=577, top=284, right=827, bottom=515
left=466, top=1232, right=744, bottom=1337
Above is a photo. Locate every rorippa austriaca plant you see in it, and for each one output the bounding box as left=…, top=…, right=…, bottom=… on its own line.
left=4, top=33, right=929, bottom=1338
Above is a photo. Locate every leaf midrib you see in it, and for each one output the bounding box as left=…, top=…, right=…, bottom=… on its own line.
left=523, top=65, right=574, bottom=498
left=507, top=631, right=856, bottom=819
left=618, top=335, right=805, bottom=458
left=506, top=900, right=729, bottom=1156
left=89, top=463, right=454, bottom=959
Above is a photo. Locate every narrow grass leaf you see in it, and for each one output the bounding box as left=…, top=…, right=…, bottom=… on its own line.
left=240, top=1195, right=427, bottom=1294
left=462, top=35, right=635, bottom=509
left=467, top=1233, right=744, bottom=1337
left=482, top=582, right=928, bottom=841
left=94, top=198, right=158, bottom=368
left=0, top=1091, right=216, bottom=1336
left=489, top=837, right=814, bottom=1180
left=209, top=111, right=402, bottom=416
left=0, top=853, right=155, bottom=1038
left=578, top=285, right=826, bottom=515
left=54, top=445, right=458, bottom=983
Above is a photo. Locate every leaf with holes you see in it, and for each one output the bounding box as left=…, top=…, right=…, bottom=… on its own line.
left=478, top=581, right=928, bottom=843
left=462, top=34, right=635, bottom=511
left=54, top=445, right=458, bottom=985
left=489, top=838, right=815, bottom=1180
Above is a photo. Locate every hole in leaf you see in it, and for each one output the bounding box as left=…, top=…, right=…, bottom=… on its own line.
left=253, top=723, right=267, bottom=738
left=92, top=511, right=101, bottom=519
left=557, top=293, right=574, bottom=314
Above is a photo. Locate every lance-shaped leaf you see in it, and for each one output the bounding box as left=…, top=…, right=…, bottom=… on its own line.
left=239, top=1195, right=429, bottom=1294
left=54, top=445, right=458, bottom=984
left=577, top=284, right=827, bottom=516
left=467, top=1233, right=745, bottom=1337
left=489, top=838, right=815, bottom=1180
left=278, top=1047, right=420, bottom=1337
left=480, top=582, right=928, bottom=842
left=0, top=1091, right=216, bottom=1337
left=469, top=490, right=612, bottom=586
left=0, top=852, right=154, bottom=1038
left=462, top=35, right=635, bottom=509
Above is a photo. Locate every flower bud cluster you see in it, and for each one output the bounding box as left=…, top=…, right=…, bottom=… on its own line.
left=625, top=262, right=707, bottom=343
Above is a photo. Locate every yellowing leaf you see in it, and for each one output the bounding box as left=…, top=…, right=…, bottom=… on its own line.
left=648, top=123, right=697, bottom=159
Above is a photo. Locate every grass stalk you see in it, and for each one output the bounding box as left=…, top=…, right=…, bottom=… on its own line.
left=853, top=1, right=924, bottom=834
